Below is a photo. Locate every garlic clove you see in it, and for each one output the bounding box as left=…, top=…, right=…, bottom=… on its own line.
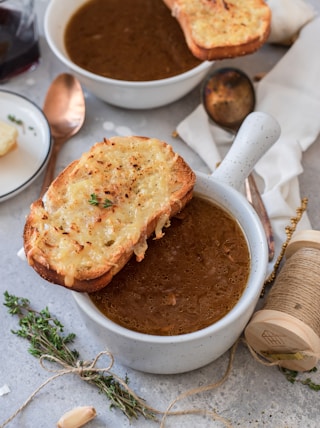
left=57, top=406, right=97, bottom=428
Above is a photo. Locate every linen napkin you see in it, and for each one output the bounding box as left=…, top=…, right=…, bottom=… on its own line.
left=177, top=16, right=320, bottom=268
left=266, top=0, right=315, bottom=45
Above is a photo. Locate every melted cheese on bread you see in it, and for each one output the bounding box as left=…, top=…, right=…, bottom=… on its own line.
left=181, top=1, right=269, bottom=47
left=24, top=136, right=195, bottom=290
left=164, top=0, right=271, bottom=60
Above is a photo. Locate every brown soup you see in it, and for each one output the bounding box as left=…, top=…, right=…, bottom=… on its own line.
left=64, top=0, right=201, bottom=81
left=90, top=196, right=250, bottom=336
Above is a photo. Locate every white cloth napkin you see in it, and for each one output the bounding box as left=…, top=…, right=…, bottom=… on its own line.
left=177, top=16, right=320, bottom=267
left=266, top=0, right=315, bottom=44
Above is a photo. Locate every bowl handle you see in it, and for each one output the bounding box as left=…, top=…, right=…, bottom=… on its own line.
left=211, top=112, right=281, bottom=190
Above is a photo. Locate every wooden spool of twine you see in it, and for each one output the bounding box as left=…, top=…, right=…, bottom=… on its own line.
left=245, top=230, right=320, bottom=371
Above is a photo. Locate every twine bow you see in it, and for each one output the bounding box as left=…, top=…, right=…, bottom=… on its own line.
left=39, top=350, right=114, bottom=379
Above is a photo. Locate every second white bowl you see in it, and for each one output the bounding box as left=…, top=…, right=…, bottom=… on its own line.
left=44, top=0, right=213, bottom=109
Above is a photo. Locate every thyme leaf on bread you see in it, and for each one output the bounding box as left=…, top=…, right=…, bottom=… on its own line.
left=103, top=198, right=113, bottom=208
left=88, top=193, right=99, bottom=205
left=3, top=291, right=155, bottom=421
left=88, top=193, right=113, bottom=208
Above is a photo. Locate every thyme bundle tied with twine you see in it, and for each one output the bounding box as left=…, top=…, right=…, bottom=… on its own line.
left=2, top=291, right=155, bottom=427
left=2, top=291, right=234, bottom=428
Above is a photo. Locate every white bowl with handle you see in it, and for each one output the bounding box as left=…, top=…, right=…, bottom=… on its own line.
left=73, top=112, right=281, bottom=374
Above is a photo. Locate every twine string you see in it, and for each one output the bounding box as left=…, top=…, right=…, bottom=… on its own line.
left=1, top=371, right=65, bottom=428
left=39, top=350, right=114, bottom=376
left=159, top=340, right=239, bottom=428
left=263, top=198, right=308, bottom=291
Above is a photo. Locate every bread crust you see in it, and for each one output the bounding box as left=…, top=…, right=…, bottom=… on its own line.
left=24, top=136, right=195, bottom=293
left=163, top=0, right=271, bottom=60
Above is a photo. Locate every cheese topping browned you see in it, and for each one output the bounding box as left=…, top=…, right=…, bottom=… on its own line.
left=173, top=0, right=270, bottom=47
left=164, top=0, right=271, bottom=60
left=24, top=136, right=193, bottom=289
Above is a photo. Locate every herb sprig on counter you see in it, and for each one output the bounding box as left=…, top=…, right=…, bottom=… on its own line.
left=280, top=366, right=320, bottom=391
left=3, top=291, right=155, bottom=422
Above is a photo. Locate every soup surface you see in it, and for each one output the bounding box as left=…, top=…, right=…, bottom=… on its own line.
left=64, top=0, right=201, bottom=81
left=90, top=196, right=250, bottom=336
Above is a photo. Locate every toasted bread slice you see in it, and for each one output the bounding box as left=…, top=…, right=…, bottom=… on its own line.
left=24, top=136, right=195, bottom=292
left=163, top=0, right=271, bottom=60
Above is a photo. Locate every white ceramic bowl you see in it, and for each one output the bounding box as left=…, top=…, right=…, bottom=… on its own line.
left=44, top=0, right=213, bottom=109
left=73, top=112, right=281, bottom=374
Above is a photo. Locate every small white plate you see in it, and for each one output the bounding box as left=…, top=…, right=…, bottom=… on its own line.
left=0, top=90, right=51, bottom=202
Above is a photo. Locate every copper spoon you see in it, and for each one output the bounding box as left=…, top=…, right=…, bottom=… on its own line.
left=202, top=67, right=274, bottom=261
left=40, top=73, right=85, bottom=197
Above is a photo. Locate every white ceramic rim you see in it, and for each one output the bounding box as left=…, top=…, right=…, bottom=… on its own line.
left=72, top=173, right=268, bottom=345
left=44, top=0, right=211, bottom=87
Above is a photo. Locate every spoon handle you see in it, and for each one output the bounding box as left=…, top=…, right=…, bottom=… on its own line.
left=212, top=112, right=281, bottom=190
left=246, top=174, right=275, bottom=261
left=39, top=137, right=65, bottom=198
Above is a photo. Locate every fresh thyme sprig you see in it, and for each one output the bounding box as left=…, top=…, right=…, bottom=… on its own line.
left=279, top=366, right=320, bottom=391
left=88, top=193, right=113, bottom=208
left=3, top=291, right=155, bottom=421
left=4, top=291, right=79, bottom=365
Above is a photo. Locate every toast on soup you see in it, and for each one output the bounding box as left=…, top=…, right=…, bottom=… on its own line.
left=163, top=0, right=271, bottom=60
left=24, top=136, right=195, bottom=292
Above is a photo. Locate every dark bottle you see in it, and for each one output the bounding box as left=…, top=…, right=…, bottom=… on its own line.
left=0, top=2, right=40, bottom=82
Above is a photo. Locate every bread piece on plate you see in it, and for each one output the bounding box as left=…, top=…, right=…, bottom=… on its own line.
left=163, top=0, right=271, bottom=60
left=24, top=136, right=196, bottom=292
left=0, top=120, right=18, bottom=156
